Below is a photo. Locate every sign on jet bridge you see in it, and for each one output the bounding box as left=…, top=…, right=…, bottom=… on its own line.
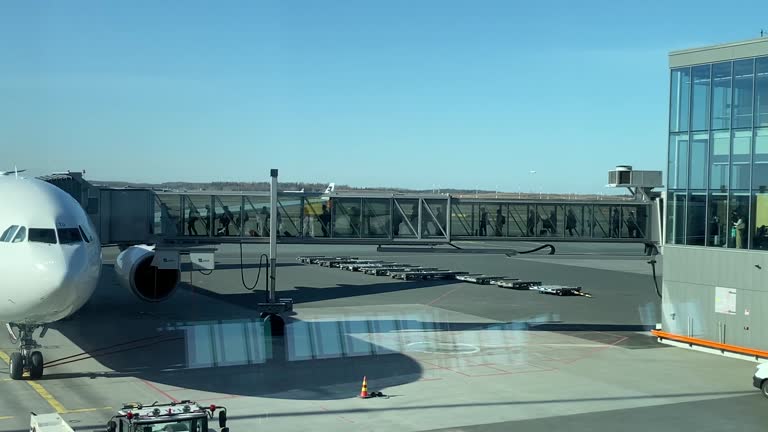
left=190, top=252, right=215, bottom=270
left=715, top=286, right=737, bottom=315
left=152, top=250, right=180, bottom=270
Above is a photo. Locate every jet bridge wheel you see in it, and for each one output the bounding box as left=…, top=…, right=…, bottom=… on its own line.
left=29, top=351, right=44, bottom=379
left=9, top=352, right=23, bottom=380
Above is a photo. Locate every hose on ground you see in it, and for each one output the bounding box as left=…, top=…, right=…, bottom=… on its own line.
left=517, top=244, right=556, bottom=255
left=239, top=242, right=270, bottom=301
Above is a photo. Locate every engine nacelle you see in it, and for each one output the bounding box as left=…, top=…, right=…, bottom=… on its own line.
left=115, top=245, right=180, bottom=302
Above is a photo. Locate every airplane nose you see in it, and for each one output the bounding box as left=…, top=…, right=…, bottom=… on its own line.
left=41, top=243, right=99, bottom=318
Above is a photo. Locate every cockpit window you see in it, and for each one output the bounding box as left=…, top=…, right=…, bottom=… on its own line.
left=1, top=225, right=18, bottom=242
left=28, top=228, right=57, bottom=244
left=78, top=225, right=91, bottom=243
left=57, top=228, right=83, bottom=244
left=11, top=227, right=26, bottom=243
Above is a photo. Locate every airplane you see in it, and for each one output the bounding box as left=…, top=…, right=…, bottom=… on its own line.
left=283, top=183, right=334, bottom=194
left=0, top=175, right=102, bottom=379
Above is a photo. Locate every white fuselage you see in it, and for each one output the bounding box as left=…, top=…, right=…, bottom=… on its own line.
left=0, top=177, right=101, bottom=324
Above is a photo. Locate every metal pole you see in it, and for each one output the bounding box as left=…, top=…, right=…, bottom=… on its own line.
left=269, top=169, right=278, bottom=302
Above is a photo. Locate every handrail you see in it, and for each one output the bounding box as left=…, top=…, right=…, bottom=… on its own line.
left=652, top=329, right=768, bottom=358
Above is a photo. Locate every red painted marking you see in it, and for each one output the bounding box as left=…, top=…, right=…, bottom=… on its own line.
left=140, top=379, right=179, bottom=403
left=195, top=395, right=241, bottom=402
left=420, top=359, right=471, bottom=377
left=480, top=364, right=511, bottom=373
left=427, top=286, right=463, bottom=306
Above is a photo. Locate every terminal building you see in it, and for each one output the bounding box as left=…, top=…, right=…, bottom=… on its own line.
left=662, top=37, right=768, bottom=353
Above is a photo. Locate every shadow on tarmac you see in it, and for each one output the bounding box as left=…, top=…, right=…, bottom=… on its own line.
left=48, top=264, right=653, bottom=401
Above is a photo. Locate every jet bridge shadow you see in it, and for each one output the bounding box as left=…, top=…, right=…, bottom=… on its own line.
left=44, top=268, right=427, bottom=399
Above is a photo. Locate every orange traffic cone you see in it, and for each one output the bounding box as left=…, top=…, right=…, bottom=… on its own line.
left=359, top=376, right=370, bottom=398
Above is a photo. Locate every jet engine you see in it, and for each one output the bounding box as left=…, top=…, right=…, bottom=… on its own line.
left=115, top=245, right=180, bottom=302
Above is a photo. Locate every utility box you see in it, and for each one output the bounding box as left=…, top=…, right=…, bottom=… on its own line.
left=607, top=165, right=663, bottom=189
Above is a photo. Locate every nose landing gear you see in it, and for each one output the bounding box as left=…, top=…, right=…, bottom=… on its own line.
left=5, top=323, right=46, bottom=380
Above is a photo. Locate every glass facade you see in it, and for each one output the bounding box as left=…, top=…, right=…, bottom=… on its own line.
left=667, top=55, right=768, bottom=250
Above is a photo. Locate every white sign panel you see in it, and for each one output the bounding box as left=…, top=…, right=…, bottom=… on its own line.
left=190, top=252, right=215, bottom=271
left=715, top=287, right=737, bottom=315
left=152, top=250, right=180, bottom=270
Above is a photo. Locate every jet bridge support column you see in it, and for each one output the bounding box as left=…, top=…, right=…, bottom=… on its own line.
left=270, top=169, right=278, bottom=302
left=255, top=169, right=292, bottom=317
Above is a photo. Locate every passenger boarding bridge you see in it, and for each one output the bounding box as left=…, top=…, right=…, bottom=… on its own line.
left=41, top=167, right=661, bottom=248
left=101, top=191, right=654, bottom=246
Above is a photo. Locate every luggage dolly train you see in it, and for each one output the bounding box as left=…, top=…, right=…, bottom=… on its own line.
left=30, top=400, right=229, bottom=432
left=297, top=256, right=591, bottom=297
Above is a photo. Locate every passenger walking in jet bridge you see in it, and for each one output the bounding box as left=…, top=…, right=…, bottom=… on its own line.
left=203, top=205, right=211, bottom=235
left=611, top=208, right=621, bottom=238
left=259, top=206, right=269, bottom=237
left=549, top=209, right=557, bottom=234
left=527, top=209, right=536, bottom=236
left=410, top=203, right=419, bottom=229
left=187, top=206, right=200, bottom=235
left=319, top=204, right=331, bottom=237
left=495, top=207, right=505, bottom=236
left=435, top=206, right=446, bottom=234
left=160, top=203, right=178, bottom=235
left=392, top=207, right=403, bottom=236
left=566, top=208, right=577, bottom=236
left=236, top=210, right=250, bottom=233
left=218, top=206, right=233, bottom=236
left=626, top=210, right=637, bottom=238
left=349, top=206, right=361, bottom=235
left=479, top=207, right=488, bottom=236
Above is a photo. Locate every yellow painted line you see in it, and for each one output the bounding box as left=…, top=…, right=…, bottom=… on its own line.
left=63, top=406, right=112, bottom=414
left=26, top=381, right=66, bottom=413
left=0, top=351, right=108, bottom=415
left=0, top=351, right=65, bottom=413
left=0, top=416, right=14, bottom=420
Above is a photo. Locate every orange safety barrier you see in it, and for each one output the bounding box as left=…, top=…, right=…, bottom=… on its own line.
left=651, top=329, right=768, bottom=359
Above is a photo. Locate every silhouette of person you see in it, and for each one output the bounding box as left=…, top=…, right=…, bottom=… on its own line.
left=187, top=207, right=199, bottom=235
left=566, top=209, right=577, bottom=236
left=495, top=207, right=505, bottom=236
left=479, top=207, right=488, bottom=236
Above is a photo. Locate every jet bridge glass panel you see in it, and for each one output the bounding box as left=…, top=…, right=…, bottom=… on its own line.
left=450, top=201, right=473, bottom=236
left=563, top=205, right=585, bottom=237
left=535, top=204, right=562, bottom=237
left=154, top=194, right=182, bottom=236
left=392, top=198, right=417, bottom=238
left=182, top=195, right=213, bottom=237
left=421, top=199, right=448, bottom=239
left=592, top=205, right=616, bottom=239
left=362, top=198, right=390, bottom=238
left=331, top=198, right=363, bottom=238
left=211, top=196, right=244, bottom=237
left=302, top=197, right=331, bottom=238
left=507, top=204, right=530, bottom=237
left=245, top=196, right=272, bottom=238
left=277, top=194, right=302, bottom=238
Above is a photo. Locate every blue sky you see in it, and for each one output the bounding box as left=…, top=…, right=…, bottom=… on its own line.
left=1, top=1, right=766, bottom=193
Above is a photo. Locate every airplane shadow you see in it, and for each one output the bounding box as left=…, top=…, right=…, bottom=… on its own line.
left=48, top=264, right=657, bottom=401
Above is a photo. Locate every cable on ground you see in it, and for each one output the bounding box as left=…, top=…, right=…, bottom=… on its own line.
left=516, top=244, right=556, bottom=255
